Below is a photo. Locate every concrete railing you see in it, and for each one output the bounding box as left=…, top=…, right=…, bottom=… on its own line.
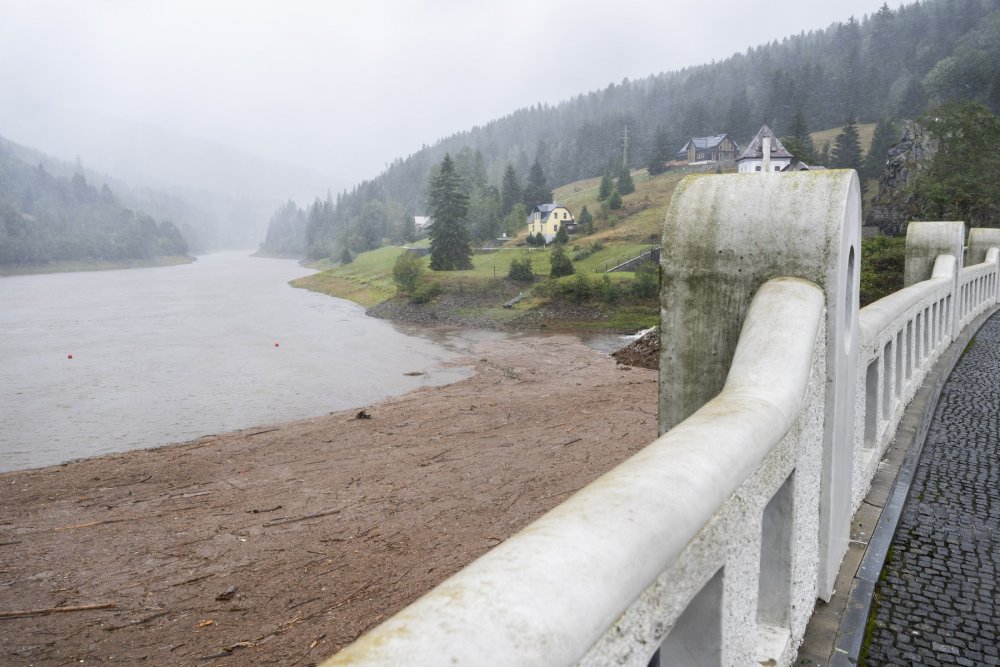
left=958, top=251, right=1000, bottom=329
left=324, top=172, right=1000, bottom=667
left=853, top=254, right=956, bottom=509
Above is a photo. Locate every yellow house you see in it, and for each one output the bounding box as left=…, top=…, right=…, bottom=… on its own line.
left=526, top=203, right=575, bottom=243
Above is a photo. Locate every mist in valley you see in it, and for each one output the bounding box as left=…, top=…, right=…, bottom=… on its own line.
left=0, top=0, right=896, bottom=257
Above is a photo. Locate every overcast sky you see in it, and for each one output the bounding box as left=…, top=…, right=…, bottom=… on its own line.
left=1, top=1, right=895, bottom=187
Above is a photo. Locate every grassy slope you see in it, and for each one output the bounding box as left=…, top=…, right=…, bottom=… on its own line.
left=294, top=167, right=688, bottom=308
left=810, top=123, right=877, bottom=156
left=292, top=123, right=869, bottom=327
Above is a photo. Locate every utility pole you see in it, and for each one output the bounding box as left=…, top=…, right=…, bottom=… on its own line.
left=622, top=124, right=630, bottom=166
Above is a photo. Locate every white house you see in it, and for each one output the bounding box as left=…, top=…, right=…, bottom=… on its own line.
left=736, top=124, right=794, bottom=173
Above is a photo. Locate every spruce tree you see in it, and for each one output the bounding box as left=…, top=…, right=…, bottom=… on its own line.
left=522, top=159, right=552, bottom=210
left=500, top=164, right=522, bottom=216
left=428, top=154, right=472, bottom=271
left=598, top=172, right=613, bottom=201
left=863, top=118, right=898, bottom=182
left=400, top=210, right=417, bottom=243
left=549, top=244, right=574, bottom=278
left=608, top=188, right=623, bottom=210
left=617, top=162, right=635, bottom=195
left=578, top=206, right=594, bottom=235
left=554, top=224, right=568, bottom=245
left=783, top=109, right=817, bottom=164
left=830, top=116, right=864, bottom=171
left=646, top=127, right=673, bottom=176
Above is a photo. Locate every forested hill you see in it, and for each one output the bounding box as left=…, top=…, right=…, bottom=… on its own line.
left=269, top=0, right=1000, bottom=261
left=0, top=138, right=188, bottom=267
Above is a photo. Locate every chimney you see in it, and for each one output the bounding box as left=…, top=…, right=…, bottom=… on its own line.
left=762, top=136, right=772, bottom=172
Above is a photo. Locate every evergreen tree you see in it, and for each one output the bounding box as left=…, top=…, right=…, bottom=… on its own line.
left=357, top=199, right=388, bottom=251
left=554, top=224, right=568, bottom=245
left=468, top=186, right=502, bottom=242
left=646, top=127, right=673, bottom=176
left=782, top=109, right=817, bottom=164
left=818, top=142, right=832, bottom=166
left=500, top=164, right=522, bottom=216
left=608, top=188, right=623, bottom=210
left=522, top=159, right=552, bottom=210
left=578, top=206, right=594, bottom=235
left=507, top=255, right=535, bottom=282
left=598, top=172, right=613, bottom=201
left=400, top=210, right=417, bottom=243
left=503, top=203, right=527, bottom=238
left=863, top=117, right=898, bottom=182
left=830, top=116, right=863, bottom=171
left=617, top=162, right=635, bottom=195
left=427, top=154, right=472, bottom=270
left=913, top=101, right=1000, bottom=227
left=549, top=244, right=574, bottom=278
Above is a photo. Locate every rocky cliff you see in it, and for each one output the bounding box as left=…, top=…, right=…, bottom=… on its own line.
left=865, top=120, right=939, bottom=236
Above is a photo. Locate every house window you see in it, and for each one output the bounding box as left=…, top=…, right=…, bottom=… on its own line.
left=755, top=166, right=762, bottom=172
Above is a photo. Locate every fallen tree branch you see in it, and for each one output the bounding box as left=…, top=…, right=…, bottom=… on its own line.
left=53, top=518, right=130, bottom=531
left=0, top=602, right=117, bottom=618
left=262, top=508, right=342, bottom=528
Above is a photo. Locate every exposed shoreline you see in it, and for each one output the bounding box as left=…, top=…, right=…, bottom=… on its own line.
left=0, top=335, right=657, bottom=665
left=0, top=254, right=195, bottom=277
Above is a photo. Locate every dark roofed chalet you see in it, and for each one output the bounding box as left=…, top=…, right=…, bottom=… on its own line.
left=676, top=134, right=740, bottom=164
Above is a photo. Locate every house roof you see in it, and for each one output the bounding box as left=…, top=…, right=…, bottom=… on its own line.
left=529, top=203, right=570, bottom=216
left=676, top=134, right=740, bottom=159
left=736, top=125, right=794, bottom=162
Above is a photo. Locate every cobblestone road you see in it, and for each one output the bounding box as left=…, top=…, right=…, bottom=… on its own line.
left=866, top=311, right=1000, bottom=666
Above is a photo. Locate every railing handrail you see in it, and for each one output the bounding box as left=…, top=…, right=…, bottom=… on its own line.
left=858, top=255, right=956, bottom=354
left=326, top=277, right=824, bottom=666
left=961, top=257, right=998, bottom=281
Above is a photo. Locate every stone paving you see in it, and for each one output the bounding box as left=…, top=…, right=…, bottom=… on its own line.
left=866, top=311, right=1000, bottom=666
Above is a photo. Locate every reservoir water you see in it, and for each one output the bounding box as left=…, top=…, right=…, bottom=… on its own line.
left=0, top=252, right=492, bottom=473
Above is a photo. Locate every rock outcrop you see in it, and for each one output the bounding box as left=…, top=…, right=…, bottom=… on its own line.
left=866, top=120, right=939, bottom=236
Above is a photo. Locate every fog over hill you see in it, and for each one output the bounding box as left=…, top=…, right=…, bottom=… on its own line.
left=0, top=2, right=893, bottom=207
left=0, top=104, right=343, bottom=248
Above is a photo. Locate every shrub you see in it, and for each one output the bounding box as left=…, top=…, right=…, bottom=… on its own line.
left=566, top=272, right=592, bottom=303
left=860, top=236, right=905, bottom=306
left=572, top=241, right=606, bottom=261
left=410, top=281, right=442, bottom=304
left=507, top=256, right=535, bottom=282
left=631, top=261, right=659, bottom=298
left=392, top=251, right=424, bottom=294
left=594, top=273, right=620, bottom=303
left=549, top=245, right=574, bottom=278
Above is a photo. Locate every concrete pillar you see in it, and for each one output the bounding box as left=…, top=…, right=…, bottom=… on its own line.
left=904, top=221, right=964, bottom=337
left=659, top=170, right=860, bottom=600
left=903, top=221, right=964, bottom=286
left=968, top=228, right=1000, bottom=266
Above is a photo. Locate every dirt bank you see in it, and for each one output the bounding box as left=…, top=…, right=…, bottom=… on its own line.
left=1, top=335, right=657, bottom=666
